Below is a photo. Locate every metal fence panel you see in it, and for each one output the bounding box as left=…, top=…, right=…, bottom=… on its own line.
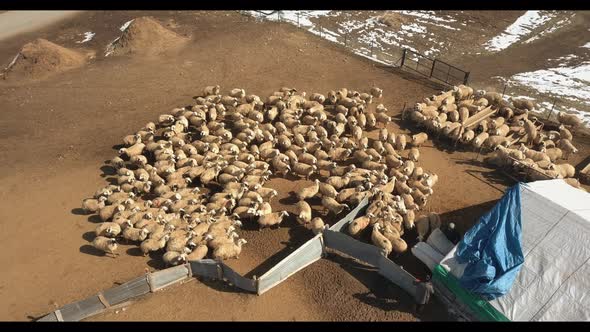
left=323, top=230, right=383, bottom=267
left=378, top=255, right=417, bottom=297
left=220, top=263, right=257, bottom=292
left=258, top=234, right=324, bottom=295
left=148, top=264, right=190, bottom=292
left=58, top=295, right=105, bottom=321
left=102, top=275, right=151, bottom=307
left=329, top=196, right=369, bottom=232
left=189, top=259, right=221, bottom=279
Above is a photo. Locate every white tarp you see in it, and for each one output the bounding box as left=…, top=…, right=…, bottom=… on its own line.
left=439, top=179, right=590, bottom=321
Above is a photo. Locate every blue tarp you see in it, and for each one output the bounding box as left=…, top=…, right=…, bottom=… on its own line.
left=454, top=184, right=525, bottom=300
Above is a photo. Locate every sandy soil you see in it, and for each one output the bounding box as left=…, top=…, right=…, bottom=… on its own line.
left=0, top=11, right=587, bottom=322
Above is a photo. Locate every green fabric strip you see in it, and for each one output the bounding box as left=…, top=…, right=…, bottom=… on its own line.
left=432, top=265, right=510, bottom=322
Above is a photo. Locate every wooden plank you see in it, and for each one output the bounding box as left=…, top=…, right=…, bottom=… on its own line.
left=463, top=106, right=496, bottom=129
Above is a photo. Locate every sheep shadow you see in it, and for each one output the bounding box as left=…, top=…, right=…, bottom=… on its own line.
left=104, top=177, right=118, bottom=186
left=71, top=208, right=89, bottom=216
left=87, top=214, right=103, bottom=224
left=146, top=258, right=166, bottom=270
left=198, top=277, right=248, bottom=295
left=328, top=252, right=450, bottom=321
left=79, top=244, right=109, bottom=257
left=439, top=199, right=498, bottom=235
left=100, top=165, right=116, bottom=176
left=82, top=231, right=95, bottom=242
left=126, top=247, right=145, bottom=257
left=242, top=214, right=314, bottom=279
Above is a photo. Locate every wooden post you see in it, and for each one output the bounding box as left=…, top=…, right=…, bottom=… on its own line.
left=464, top=71, right=470, bottom=85
left=547, top=98, right=557, bottom=120
left=371, top=41, right=374, bottom=57
left=501, top=84, right=507, bottom=98
left=297, top=11, right=300, bottom=27
left=400, top=49, right=407, bottom=68
left=344, top=33, right=347, bottom=47
left=401, top=102, right=407, bottom=121
left=429, top=59, right=436, bottom=78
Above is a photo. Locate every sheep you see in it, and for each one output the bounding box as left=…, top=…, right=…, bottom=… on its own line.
left=119, top=142, right=146, bottom=158
left=122, top=227, right=150, bottom=243
left=92, top=236, right=119, bottom=257
left=551, top=163, right=576, bottom=178
left=544, top=147, right=563, bottom=162
left=411, top=132, right=428, bottom=147
left=390, top=237, right=408, bottom=255
left=140, top=234, right=170, bottom=256
left=484, top=135, right=511, bottom=150
left=309, top=217, right=326, bottom=235
left=318, top=182, right=339, bottom=199
left=559, top=125, right=573, bottom=141
left=523, top=119, right=537, bottom=146
left=370, top=87, right=383, bottom=98
left=371, top=223, right=392, bottom=256
left=415, top=215, right=430, bottom=242
left=408, top=148, right=420, bottom=162
left=257, top=211, right=289, bottom=229
left=428, top=212, right=441, bottom=231
left=294, top=200, right=313, bottom=225
left=163, top=249, right=190, bottom=267
left=472, top=132, right=489, bottom=149
left=99, top=204, right=125, bottom=222
left=557, top=139, right=578, bottom=159
left=557, top=112, right=582, bottom=128
left=202, top=85, right=221, bottom=96
left=493, top=124, right=510, bottom=137
left=180, top=244, right=206, bottom=261
left=395, top=134, right=408, bottom=151
left=95, top=222, right=122, bottom=238
left=212, top=238, right=247, bottom=260
left=511, top=98, right=534, bottom=111
left=292, top=163, right=317, bottom=180
left=348, top=215, right=373, bottom=237
left=321, top=196, right=350, bottom=216
left=82, top=196, right=107, bottom=213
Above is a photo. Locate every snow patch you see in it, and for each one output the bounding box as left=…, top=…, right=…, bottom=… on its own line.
left=484, top=11, right=557, bottom=52
left=120, top=19, right=134, bottom=32
left=76, top=32, right=95, bottom=44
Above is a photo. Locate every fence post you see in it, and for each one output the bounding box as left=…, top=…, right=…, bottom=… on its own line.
left=297, top=11, right=300, bottom=27
left=547, top=99, right=557, bottom=120
left=501, top=84, right=507, bottom=98
left=344, top=32, right=347, bottom=47
left=371, top=41, right=374, bottom=57
left=464, top=71, right=470, bottom=85
left=277, top=11, right=280, bottom=22
left=429, top=59, right=436, bottom=78
left=400, top=49, right=407, bottom=67
left=401, top=102, right=407, bottom=121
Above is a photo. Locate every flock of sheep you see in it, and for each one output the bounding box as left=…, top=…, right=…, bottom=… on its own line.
left=81, top=84, right=442, bottom=266
left=406, top=84, right=585, bottom=190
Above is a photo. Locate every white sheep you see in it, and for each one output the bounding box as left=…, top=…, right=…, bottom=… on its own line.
left=212, top=238, right=247, bottom=260
left=92, top=236, right=119, bottom=257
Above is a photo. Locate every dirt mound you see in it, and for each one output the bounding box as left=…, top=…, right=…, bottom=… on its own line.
left=106, top=17, right=188, bottom=56
left=377, top=13, right=410, bottom=30
left=2, top=38, right=88, bottom=80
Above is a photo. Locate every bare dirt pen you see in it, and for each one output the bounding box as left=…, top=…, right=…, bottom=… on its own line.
left=1, top=11, right=584, bottom=321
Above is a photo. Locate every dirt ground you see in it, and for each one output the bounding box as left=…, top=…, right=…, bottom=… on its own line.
left=0, top=11, right=587, bottom=322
